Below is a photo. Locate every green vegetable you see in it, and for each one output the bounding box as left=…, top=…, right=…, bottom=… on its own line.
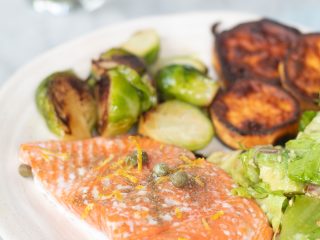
left=280, top=196, right=320, bottom=240
left=288, top=145, right=320, bottom=185
left=153, top=55, right=208, bottom=74
left=125, top=150, right=148, bottom=167
left=117, top=65, right=156, bottom=113
left=256, top=148, right=304, bottom=193
left=139, top=100, right=214, bottom=151
left=153, top=163, right=170, bottom=177
left=299, top=111, right=317, bottom=132
left=122, top=29, right=160, bottom=64
left=256, top=194, right=287, bottom=233
left=96, top=67, right=141, bottom=137
left=98, top=48, right=147, bottom=75
left=36, top=71, right=97, bottom=139
left=18, top=164, right=33, bottom=178
left=207, top=150, right=246, bottom=185
left=156, top=65, right=218, bottom=106
left=286, top=113, right=320, bottom=185
left=170, top=171, right=189, bottom=188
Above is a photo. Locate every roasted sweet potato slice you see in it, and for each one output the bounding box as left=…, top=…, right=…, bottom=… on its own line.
left=213, top=19, right=300, bottom=87
left=210, top=79, right=300, bottom=149
left=280, top=33, right=320, bottom=110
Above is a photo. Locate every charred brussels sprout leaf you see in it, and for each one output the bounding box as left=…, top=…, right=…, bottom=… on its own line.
left=156, top=65, right=218, bottom=106
left=96, top=67, right=141, bottom=137
left=90, top=48, right=147, bottom=87
left=99, top=48, right=147, bottom=75
left=36, top=71, right=97, bottom=139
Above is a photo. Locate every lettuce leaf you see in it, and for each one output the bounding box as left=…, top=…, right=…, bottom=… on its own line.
left=299, top=111, right=317, bottom=132
left=280, top=196, right=320, bottom=240
left=257, top=194, right=287, bottom=233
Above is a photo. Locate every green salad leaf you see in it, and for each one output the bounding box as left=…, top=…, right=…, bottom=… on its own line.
left=299, top=111, right=317, bottom=132
left=257, top=194, right=287, bottom=233
left=280, top=196, right=320, bottom=240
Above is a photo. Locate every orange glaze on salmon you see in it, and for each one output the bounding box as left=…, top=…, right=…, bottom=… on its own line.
left=19, top=136, right=273, bottom=240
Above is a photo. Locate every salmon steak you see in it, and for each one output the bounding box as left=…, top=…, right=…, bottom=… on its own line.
left=19, top=136, right=272, bottom=239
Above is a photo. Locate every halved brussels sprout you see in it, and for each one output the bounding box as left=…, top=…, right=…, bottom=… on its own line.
left=138, top=100, right=214, bottom=151
left=96, top=66, right=141, bottom=137
left=156, top=65, right=219, bottom=106
left=36, top=71, right=97, bottom=139
left=122, top=29, right=160, bottom=65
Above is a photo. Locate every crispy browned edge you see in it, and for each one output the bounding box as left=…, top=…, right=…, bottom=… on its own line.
left=210, top=80, right=300, bottom=149
left=212, top=18, right=301, bottom=89
left=280, top=33, right=320, bottom=111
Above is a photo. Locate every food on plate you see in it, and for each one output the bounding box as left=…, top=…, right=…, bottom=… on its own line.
left=19, top=136, right=272, bottom=239
left=23, top=19, right=320, bottom=240
left=139, top=100, right=214, bottom=150
left=299, top=110, right=317, bottom=131
left=90, top=47, right=157, bottom=113
left=280, top=196, right=320, bottom=240
left=35, top=71, right=97, bottom=140
left=122, top=29, right=160, bottom=64
left=209, top=113, right=320, bottom=238
left=156, top=65, right=219, bottom=106
left=91, top=48, right=147, bottom=80
left=213, top=19, right=301, bottom=87
left=96, top=65, right=156, bottom=137
left=210, top=79, right=300, bottom=149
left=153, top=55, right=208, bottom=74
left=279, top=34, right=320, bottom=110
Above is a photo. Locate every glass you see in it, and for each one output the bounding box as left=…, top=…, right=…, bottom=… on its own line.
left=31, top=0, right=107, bottom=15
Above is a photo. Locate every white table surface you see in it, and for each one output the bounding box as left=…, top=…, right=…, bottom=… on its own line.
left=1, top=0, right=320, bottom=239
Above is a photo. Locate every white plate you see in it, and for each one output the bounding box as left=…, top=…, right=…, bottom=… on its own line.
left=0, top=11, right=264, bottom=240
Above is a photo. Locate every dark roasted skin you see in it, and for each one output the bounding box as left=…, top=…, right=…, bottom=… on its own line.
left=210, top=79, right=300, bottom=149
left=213, top=19, right=301, bottom=87
left=280, top=33, right=320, bottom=110
left=91, top=48, right=147, bottom=80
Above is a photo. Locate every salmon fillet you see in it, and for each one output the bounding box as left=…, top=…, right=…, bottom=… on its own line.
left=19, top=136, right=273, bottom=240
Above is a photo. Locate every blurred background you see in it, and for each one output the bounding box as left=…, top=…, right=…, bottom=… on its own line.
left=1, top=0, right=320, bottom=86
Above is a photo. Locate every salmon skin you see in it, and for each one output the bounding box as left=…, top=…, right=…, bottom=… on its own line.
left=19, top=136, right=272, bottom=240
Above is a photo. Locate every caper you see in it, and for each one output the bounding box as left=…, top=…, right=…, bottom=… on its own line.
left=125, top=150, right=148, bottom=167
left=170, top=171, right=189, bottom=188
left=153, top=163, right=170, bottom=177
left=18, top=164, right=33, bottom=178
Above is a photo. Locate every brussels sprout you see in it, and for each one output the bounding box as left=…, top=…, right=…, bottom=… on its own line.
left=122, top=29, right=160, bottom=65
left=91, top=48, right=157, bottom=114
left=138, top=100, right=214, bottom=151
left=156, top=65, right=218, bottom=106
left=117, top=66, right=156, bottom=113
left=96, top=67, right=141, bottom=137
left=153, top=55, right=208, bottom=74
left=36, top=71, right=97, bottom=139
